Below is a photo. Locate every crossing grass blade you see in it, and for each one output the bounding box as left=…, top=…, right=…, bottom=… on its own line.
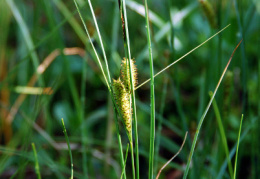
left=183, top=39, right=242, bottom=179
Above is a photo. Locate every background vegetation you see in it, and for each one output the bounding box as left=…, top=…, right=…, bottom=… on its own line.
left=0, top=0, right=259, bottom=178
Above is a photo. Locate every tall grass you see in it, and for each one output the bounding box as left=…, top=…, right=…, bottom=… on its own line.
left=183, top=39, right=242, bottom=179
left=1, top=0, right=258, bottom=178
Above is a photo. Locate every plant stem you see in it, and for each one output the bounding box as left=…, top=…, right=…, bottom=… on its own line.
left=233, top=114, right=244, bottom=179
left=130, top=139, right=136, bottom=179
left=144, top=1, right=155, bottom=178
left=135, top=24, right=230, bottom=90
left=87, top=0, right=112, bottom=83
left=210, top=91, right=233, bottom=178
left=120, top=0, right=139, bottom=178
left=71, top=5, right=127, bottom=178
left=31, top=143, right=41, bottom=179
left=61, top=118, right=74, bottom=179
left=183, top=40, right=242, bottom=179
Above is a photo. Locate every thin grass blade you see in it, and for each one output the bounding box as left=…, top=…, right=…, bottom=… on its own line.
left=233, top=114, right=244, bottom=179
left=143, top=0, right=156, bottom=178
left=156, top=132, right=188, bottom=179
left=31, top=143, right=41, bottom=179
left=210, top=91, right=233, bottom=178
left=61, top=118, right=74, bottom=179
left=120, top=0, right=139, bottom=178
left=135, top=24, right=231, bottom=90
left=183, top=39, right=243, bottom=179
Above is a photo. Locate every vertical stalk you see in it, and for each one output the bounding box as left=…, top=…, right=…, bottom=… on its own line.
left=210, top=92, right=233, bottom=178
left=87, top=0, right=112, bottom=83
left=31, top=143, right=41, bottom=179
left=120, top=0, right=139, bottom=178
left=61, top=118, right=74, bottom=179
left=72, top=1, right=126, bottom=178
left=233, top=114, right=243, bottom=179
left=183, top=40, right=242, bottom=178
left=144, top=0, right=155, bottom=178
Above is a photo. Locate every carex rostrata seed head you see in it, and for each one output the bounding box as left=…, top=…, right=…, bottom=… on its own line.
left=112, top=78, right=132, bottom=134
left=120, top=58, right=138, bottom=92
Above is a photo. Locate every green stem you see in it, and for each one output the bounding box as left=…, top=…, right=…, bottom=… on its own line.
left=61, top=118, right=74, bottom=179
left=233, top=114, right=244, bottom=179
left=71, top=5, right=127, bottom=178
left=6, top=0, right=44, bottom=87
left=183, top=40, right=242, bottom=178
left=130, top=139, right=136, bottom=179
left=31, top=143, right=41, bottom=179
left=144, top=1, right=155, bottom=178
left=210, top=91, right=233, bottom=178
left=87, top=0, right=112, bottom=83
left=120, top=144, right=129, bottom=179
left=120, top=0, right=139, bottom=178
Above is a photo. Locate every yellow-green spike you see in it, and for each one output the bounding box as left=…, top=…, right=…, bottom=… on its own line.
left=121, top=58, right=138, bottom=92
left=199, top=0, right=217, bottom=29
left=112, top=78, right=132, bottom=133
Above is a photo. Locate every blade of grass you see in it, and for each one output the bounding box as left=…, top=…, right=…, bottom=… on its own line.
left=120, top=144, right=129, bottom=179
left=183, top=39, right=243, bottom=179
left=72, top=2, right=127, bottom=178
left=119, top=0, right=139, bottom=178
left=143, top=0, right=155, bottom=178
left=156, top=132, right=188, bottom=179
left=233, top=114, right=244, bottom=179
left=87, top=0, right=112, bottom=83
left=61, top=118, right=74, bottom=179
left=122, top=0, right=138, bottom=177
left=209, top=91, right=233, bottom=178
left=72, top=0, right=110, bottom=90
left=135, top=24, right=231, bottom=90
left=217, top=116, right=256, bottom=179
left=31, top=143, right=41, bottom=179
left=6, top=0, right=44, bottom=87
left=53, top=0, right=87, bottom=43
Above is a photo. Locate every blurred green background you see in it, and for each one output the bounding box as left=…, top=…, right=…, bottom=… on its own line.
left=0, top=0, right=259, bottom=178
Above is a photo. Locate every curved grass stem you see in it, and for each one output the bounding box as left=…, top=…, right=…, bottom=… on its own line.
left=183, top=39, right=242, bottom=179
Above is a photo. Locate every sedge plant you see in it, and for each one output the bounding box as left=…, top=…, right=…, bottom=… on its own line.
left=72, top=0, right=242, bottom=178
